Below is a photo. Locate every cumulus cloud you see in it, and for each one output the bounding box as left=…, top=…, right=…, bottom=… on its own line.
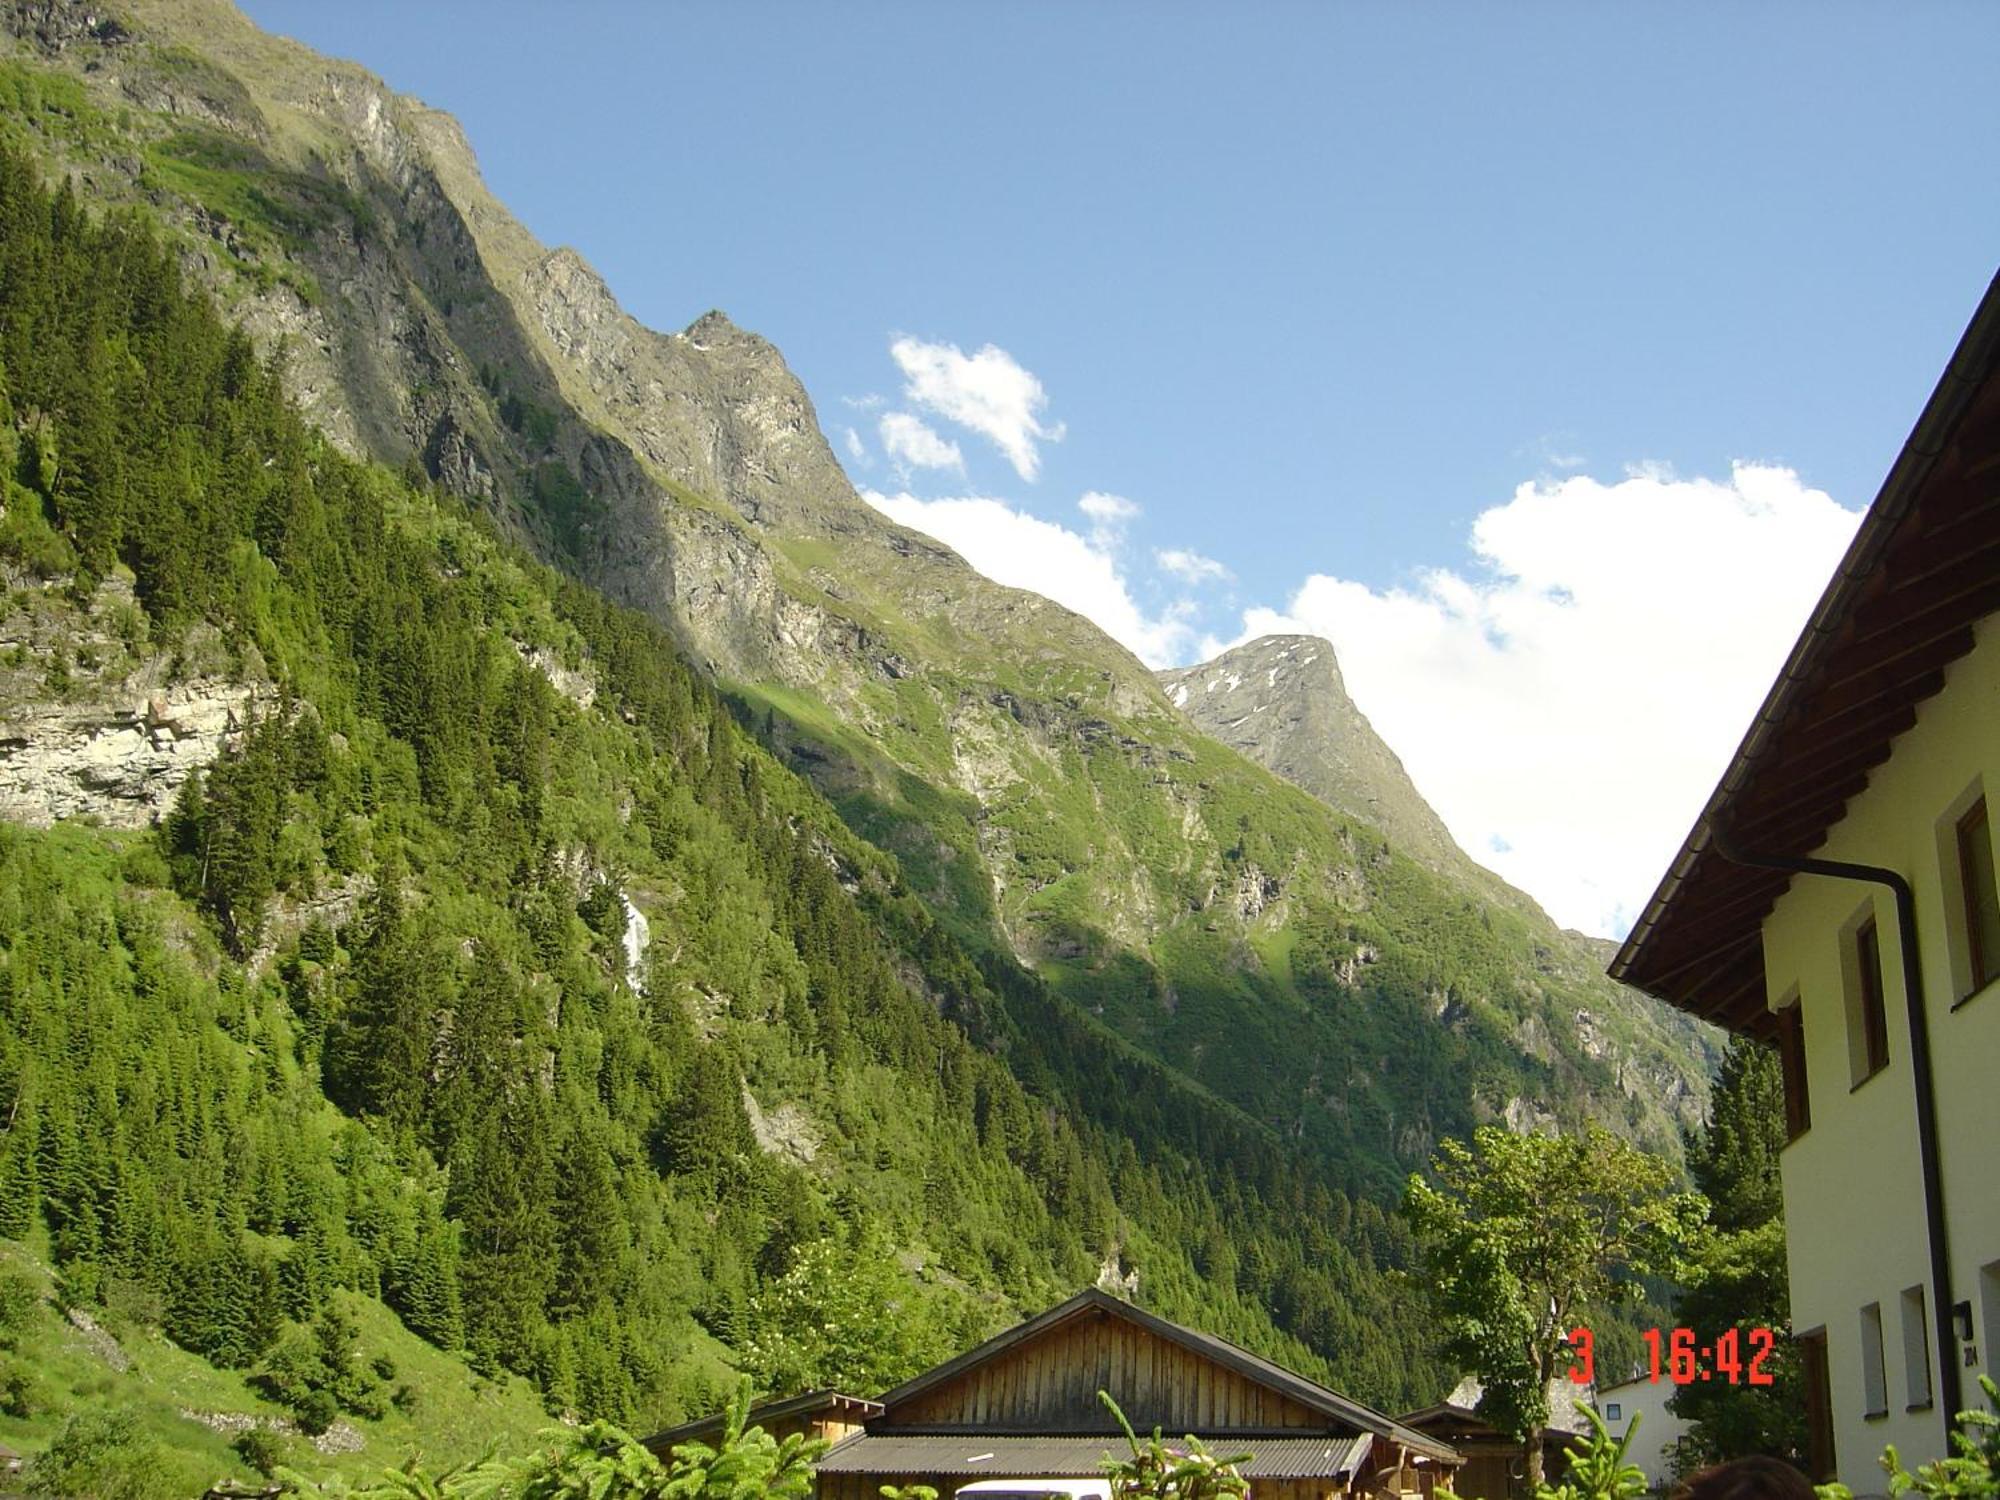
left=1078, top=490, right=1141, bottom=546
left=842, top=427, right=869, bottom=466
left=890, top=336, right=1065, bottom=481
left=878, top=411, right=964, bottom=474
left=863, top=489, right=1198, bottom=667
left=1221, top=463, right=1862, bottom=937
left=1156, top=547, right=1233, bottom=585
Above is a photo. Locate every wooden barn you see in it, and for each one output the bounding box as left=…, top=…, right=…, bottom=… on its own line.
left=655, top=1288, right=1461, bottom=1500
left=1395, top=1402, right=1576, bottom=1500
left=648, top=1389, right=886, bottom=1454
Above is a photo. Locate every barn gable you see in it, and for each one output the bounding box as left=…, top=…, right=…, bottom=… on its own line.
left=874, top=1288, right=1446, bottom=1458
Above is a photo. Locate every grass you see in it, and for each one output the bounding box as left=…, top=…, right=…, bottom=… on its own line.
left=0, top=1235, right=552, bottom=1492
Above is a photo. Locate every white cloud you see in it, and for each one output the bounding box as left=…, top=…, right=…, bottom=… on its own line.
left=1156, top=547, right=1233, bottom=585
left=863, top=489, right=1198, bottom=667
left=878, top=411, right=964, bottom=474
left=890, top=336, right=1065, bottom=481
left=1220, top=463, right=1862, bottom=937
left=1078, top=490, right=1141, bottom=546
left=842, top=427, right=870, bottom=466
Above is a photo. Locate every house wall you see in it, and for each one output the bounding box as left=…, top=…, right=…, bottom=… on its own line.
left=883, top=1307, right=1324, bottom=1432
left=1593, top=1380, right=1685, bottom=1492
left=1759, top=613, right=2000, bottom=1491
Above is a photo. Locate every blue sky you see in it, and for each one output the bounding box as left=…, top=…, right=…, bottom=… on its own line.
left=240, top=1, right=1999, bottom=933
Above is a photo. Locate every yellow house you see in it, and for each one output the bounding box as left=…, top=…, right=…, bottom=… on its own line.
left=1613, top=270, right=2000, bottom=1491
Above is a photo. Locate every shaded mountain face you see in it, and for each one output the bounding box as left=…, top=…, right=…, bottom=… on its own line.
left=1160, top=636, right=1468, bottom=877
left=0, top=1, right=1712, bottom=1191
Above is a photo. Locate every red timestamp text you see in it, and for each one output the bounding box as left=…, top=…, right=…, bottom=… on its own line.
left=1562, top=1327, right=1777, bottom=1387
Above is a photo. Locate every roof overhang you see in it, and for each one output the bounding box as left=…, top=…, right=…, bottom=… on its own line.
left=642, top=1389, right=884, bottom=1454
left=1612, top=268, right=2000, bottom=1034
left=814, top=1431, right=1377, bottom=1480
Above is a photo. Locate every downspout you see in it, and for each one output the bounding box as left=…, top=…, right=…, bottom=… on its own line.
left=1709, top=828, right=1962, bottom=1440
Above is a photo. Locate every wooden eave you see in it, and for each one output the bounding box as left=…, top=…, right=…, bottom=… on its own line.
left=1611, top=268, right=2000, bottom=1035
left=641, top=1389, right=884, bottom=1454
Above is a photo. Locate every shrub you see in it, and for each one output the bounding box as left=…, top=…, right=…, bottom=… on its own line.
left=0, top=1268, right=38, bottom=1348
left=233, top=1427, right=290, bottom=1477
left=20, top=1408, right=175, bottom=1500
left=1882, top=1374, right=1998, bottom=1500
left=1098, top=1391, right=1250, bottom=1500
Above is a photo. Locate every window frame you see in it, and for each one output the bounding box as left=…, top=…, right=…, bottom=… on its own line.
left=1901, top=1284, right=1933, bottom=1413
left=1847, top=915, right=1892, bottom=1088
left=1860, top=1301, right=1889, bottom=1420
left=1776, top=994, right=1810, bottom=1141
left=1956, top=798, right=2000, bottom=1001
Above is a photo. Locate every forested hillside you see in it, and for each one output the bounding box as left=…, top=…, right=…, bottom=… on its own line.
left=0, top=0, right=1714, bottom=1207
left=0, top=140, right=1461, bottom=1485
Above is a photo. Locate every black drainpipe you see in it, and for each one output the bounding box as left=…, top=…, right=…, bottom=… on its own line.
left=1709, top=828, right=1961, bottom=1441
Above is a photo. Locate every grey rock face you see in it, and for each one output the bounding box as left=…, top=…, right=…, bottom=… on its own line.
left=0, top=576, right=266, bottom=828
left=1160, top=635, right=1468, bottom=874
left=0, top=681, right=262, bottom=828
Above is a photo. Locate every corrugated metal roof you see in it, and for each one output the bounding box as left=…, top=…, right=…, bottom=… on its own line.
left=814, top=1432, right=1371, bottom=1479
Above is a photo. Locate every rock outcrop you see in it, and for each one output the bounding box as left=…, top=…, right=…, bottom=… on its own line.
left=0, top=575, right=266, bottom=828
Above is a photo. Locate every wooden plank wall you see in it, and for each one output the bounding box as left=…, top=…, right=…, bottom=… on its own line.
left=882, top=1308, right=1324, bottom=1432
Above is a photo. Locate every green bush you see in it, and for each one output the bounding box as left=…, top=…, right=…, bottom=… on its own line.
left=20, top=1409, right=176, bottom=1500
left=1, top=1358, right=46, bottom=1417
left=0, top=1267, right=38, bottom=1348
left=233, top=1427, right=290, bottom=1478
left=1882, top=1374, right=1998, bottom=1500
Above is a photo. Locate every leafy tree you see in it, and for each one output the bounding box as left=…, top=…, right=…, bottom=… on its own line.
left=1403, top=1125, right=1706, bottom=1487
left=1670, top=1039, right=1804, bottom=1470
left=741, top=1236, right=953, bottom=1397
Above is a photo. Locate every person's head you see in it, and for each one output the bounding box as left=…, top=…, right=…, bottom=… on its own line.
left=1673, top=1456, right=1817, bottom=1500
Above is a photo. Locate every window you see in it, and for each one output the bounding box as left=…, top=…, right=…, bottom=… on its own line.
left=1958, top=799, right=2000, bottom=997
left=1604, top=1402, right=1622, bottom=1422
left=1861, top=1302, right=1889, bottom=1418
left=1777, top=995, right=1810, bottom=1139
left=1901, top=1285, right=1933, bottom=1411
left=1847, top=917, right=1891, bottom=1085
left=1982, top=1262, right=2000, bottom=1390
left=1799, top=1328, right=1836, bottom=1482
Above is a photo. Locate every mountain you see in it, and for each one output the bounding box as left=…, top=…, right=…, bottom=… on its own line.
left=0, top=2, right=1719, bottom=1480
left=0, top=127, right=1455, bottom=1486
left=1160, top=632, right=1722, bottom=1107
left=1159, top=635, right=1468, bottom=878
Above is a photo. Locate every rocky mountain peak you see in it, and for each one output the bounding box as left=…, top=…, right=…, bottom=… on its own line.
left=1159, top=634, right=1469, bottom=875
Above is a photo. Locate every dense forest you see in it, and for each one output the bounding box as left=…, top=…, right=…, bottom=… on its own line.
left=0, top=138, right=1460, bottom=1459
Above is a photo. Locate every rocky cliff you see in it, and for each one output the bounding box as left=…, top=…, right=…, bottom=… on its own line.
left=1161, top=635, right=1468, bottom=876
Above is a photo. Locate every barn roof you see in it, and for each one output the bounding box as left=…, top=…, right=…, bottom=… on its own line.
left=1611, top=268, right=2000, bottom=1034
left=874, top=1288, right=1457, bottom=1463
left=642, top=1389, right=883, bottom=1455
left=815, top=1431, right=1379, bottom=1479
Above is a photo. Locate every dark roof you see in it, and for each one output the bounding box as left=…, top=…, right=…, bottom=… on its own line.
left=642, top=1389, right=883, bottom=1454
left=1612, top=268, right=2000, bottom=1034
left=1398, top=1404, right=1579, bottom=1450
left=874, top=1288, right=1458, bottom=1464
left=1398, top=1403, right=1488, bottom=1436
left=815, top=1431, right=1376, bottom=1479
